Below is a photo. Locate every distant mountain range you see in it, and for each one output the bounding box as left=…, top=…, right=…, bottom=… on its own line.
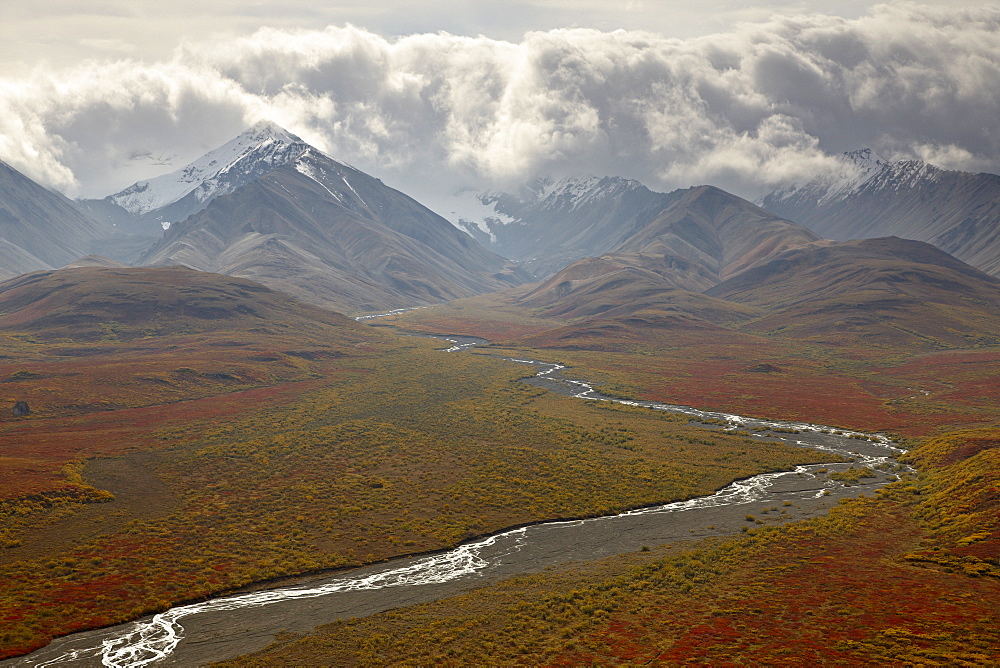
left=2, top=124, right=526, bottom=313
left=759, top=148, right=1000, bottom=277
left=1, top=128, right=999, bottom=317
left=456, top=176, right=681, bottom=278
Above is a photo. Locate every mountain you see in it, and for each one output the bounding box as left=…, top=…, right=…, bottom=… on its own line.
left=759, top=149, right=1000, bottom=277
left=137, top=126, right=526, bottom=313
left=77, top=122, right=316, bottom=263
left=98, top=122, right=310, bottom=226
left=0, top=161, right=109, bottom=279
left=613, top=186, right=821, bottom=279
left=453, top=176, right=681, bottom=278
left=707, top=237, right=1000, bottom=348
left=517, top=185, right=820, bottom=318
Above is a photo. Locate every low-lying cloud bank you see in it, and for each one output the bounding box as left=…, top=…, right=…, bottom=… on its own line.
left=1, top=3, right=998, bottom=203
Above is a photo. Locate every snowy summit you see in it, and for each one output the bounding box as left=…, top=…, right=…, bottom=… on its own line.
left=108, top=121, right=311, bottom=216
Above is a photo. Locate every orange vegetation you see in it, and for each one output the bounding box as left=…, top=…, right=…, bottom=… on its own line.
left=393, top=299, right=1000, bottom=437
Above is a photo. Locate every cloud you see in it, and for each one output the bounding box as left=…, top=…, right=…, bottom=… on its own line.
left=0, top=2, right=998, bottom=204
left=77, top=38, right=137, bottom=53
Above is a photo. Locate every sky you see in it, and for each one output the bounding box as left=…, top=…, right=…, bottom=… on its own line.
left=0, top=0, right=998, bottom=208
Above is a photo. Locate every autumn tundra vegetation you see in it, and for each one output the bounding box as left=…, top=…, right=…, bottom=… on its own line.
left=0, top=268, right=835, bottom=657
left=247, top=262, right=1000, bottom=665
left=1, top=258, right=998, bottom=663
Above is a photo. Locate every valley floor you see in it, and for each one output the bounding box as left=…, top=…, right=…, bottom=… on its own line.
left=1, top=295, right=998, bottom=664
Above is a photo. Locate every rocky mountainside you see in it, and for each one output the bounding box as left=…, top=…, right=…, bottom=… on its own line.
left=455, top=176, right=681, bottom=278
left=0, top=161, right=109, bottom=279
left=759, top=149, right=1000, bottom=277
left=138, top=134, right=526, bottom=313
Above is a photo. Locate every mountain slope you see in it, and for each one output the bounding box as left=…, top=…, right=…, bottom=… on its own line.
left=139, top=142, right=526, bottom=313
left=707, top=237, right=1000, bottom=348
left=0, top=161, right=109, bottom=278
left=0, top=265, right=370, bottom=343
left=759, top=149, right=1000, bottom=276
left=517, top=185, right=819, bottom=318
left=455, top=177, right=682, bottom=278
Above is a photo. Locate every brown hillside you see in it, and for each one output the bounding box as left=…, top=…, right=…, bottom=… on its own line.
left=614, top=185, right=820, bottom=279
left=517, top=254, right=724, bottom=319
left=0, top=266, right=364, bottom=342
left=707, top=237, right=1000, bottom=348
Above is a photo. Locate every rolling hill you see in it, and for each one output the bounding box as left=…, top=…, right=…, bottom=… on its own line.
left=0, top=265, right=370, bottom=343
left=707, top=236, right=1000, bottom=348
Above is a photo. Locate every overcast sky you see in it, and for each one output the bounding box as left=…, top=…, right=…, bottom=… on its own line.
left=1, top=0, right=997, bottom=207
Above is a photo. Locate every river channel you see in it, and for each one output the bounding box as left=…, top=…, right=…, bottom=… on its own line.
left=8, top=334, right=905, bottom=667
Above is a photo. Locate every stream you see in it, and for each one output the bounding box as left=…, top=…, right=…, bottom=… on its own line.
left=8, top=333, right=905, bottom=667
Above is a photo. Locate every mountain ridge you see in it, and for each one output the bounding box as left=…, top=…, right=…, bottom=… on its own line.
left=454, top=176, right=682, bottom=278
left=759, top=149, right=1000, bottom=277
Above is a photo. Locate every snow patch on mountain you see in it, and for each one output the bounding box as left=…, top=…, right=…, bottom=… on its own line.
left=109, top=121, right=309, bottom=215
left=427, top=190, right=513, bottom=243
left=294, top=156, right=345, bottom=204
left=761, top=148, right=956, bottom=208
left=764, top=148, right=887, bottom=205
left=440, top=176, right=650, bottom=244
left=533, top=176, right=645, bottom=213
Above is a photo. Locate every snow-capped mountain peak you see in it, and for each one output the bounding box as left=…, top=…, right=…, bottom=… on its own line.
left=472, top=175, right=645, bottom=225
left=761, top=148, right=956, bottom=210
left=108, top=121, right=311, bottom=216
left=534, top=176, right=645, bottom=213
left=763, top=148, right=888, bottom=206
left=241, top=119, right=303, bottom=146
